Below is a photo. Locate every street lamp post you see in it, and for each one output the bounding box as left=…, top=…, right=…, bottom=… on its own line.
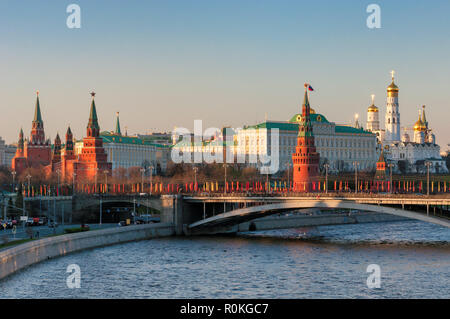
left=24, top=175, right=31, bottom=218
left=11, top=171, right=16, bottom=193
left=140, top=168, right=145, bottom=193
left=99, top=195, right=103, bottom=225
left=324, top=163, right=330, bottom=194
left=56, top=169, right=61, bottom=196
left=149, top=165, right=154, bottom=196
left=25, top=174, right=32, bottom=217
left=352, top=161, right=358, bottom=193
left=286, top=163, right=291, bottom=193
left=425, top=161, right=432, bottom=196
left=56, top=169, right=61, bottom=223
left=2, top=194, right=5, bottom=221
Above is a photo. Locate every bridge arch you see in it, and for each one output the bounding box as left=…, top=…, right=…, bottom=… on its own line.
left=74, top=197, right=163, bottom=213
left=189, top=199, right=450, bottom=230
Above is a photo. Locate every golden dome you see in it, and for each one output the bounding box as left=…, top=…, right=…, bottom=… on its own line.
left=367, top=105, right=378, bottom=112
left=413, top=116, right=426, bottom=132
left=310, top=108, right=316, bottom=114
left=387, top=81, right=399, bottom=92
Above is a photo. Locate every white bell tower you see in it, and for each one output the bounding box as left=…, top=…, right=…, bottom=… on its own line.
left=384, top=71, right=401, bottom=143
left=366, top=94, right=380, bottom=131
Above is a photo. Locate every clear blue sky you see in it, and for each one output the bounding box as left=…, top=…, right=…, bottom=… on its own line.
left=1, top=0, right=449, bottom=146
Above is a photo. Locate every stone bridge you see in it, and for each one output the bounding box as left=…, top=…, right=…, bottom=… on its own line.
left=23, top=194, right=450, bottom=235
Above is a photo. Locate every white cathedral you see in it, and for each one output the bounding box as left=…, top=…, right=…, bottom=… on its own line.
left=366, top=71, right=448, bottom=174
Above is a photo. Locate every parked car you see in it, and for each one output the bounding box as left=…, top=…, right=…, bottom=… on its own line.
left=32, top=217, right=40, bottom=226
left=139, top=215, right=161, bottom=223
left=118, top=221, right=127, bottom=227
left=38, top=217, right=48, bottom=226
left=48, top=221, right=58, bottom=228
left=25, top=218, right=34, bottom=227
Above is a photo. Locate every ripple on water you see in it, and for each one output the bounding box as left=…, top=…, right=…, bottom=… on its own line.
left=0, top=220, right=449, bottom=298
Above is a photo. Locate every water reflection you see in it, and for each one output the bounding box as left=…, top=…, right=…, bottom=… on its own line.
left=0, top=220, right=449, bottom=299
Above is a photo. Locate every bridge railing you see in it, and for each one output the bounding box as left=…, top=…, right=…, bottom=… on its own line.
left=15, top=179, right=450, bottom=199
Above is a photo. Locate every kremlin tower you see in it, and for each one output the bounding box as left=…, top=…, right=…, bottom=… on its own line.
left=73, top=92, right=112, bottom=181
left=384, top=71, right=401, bottom=143
left=62, top=126, right=76, bottom=161
left=374, top=150, right=387, bottom=180
left=13, top=91, right=112, bottom=183
left=292, top=84, right=320, bottom=192
left=11, top=91, right=52, bottom=175
left=11, top=128, right=27, bottom=173
left=51, top=133, right=62, bottom=167
left=115, top=112, right=121, bottom=135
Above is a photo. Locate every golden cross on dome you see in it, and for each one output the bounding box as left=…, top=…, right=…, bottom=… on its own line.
left=390, top=70, right=395, bottom=81
left=371, top=94, right=375, bottom=104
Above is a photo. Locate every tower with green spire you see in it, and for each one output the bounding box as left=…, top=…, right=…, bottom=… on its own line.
left=76, top=92, right=112, bottom=181
left=24, top=90, right=52, bottom=168
left=30, top=90, right=47, bottom=145
left=292, top=84, right=320, bottom=192
left=87, top=92, right=100, bottom=137
left=115, top=112, right=121, bottom=135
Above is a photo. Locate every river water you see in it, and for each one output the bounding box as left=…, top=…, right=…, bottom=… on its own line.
left=0, top=220, right=449, bottom=298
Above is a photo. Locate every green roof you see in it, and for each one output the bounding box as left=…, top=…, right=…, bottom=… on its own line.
left=243, top=113, right=374, bottom=136
left=99, top=132, right=171, bottom=148
left=246, top=122, right=298, bottom=131
left=244, top=112, right=331, bottom=131
left=335, top=125, right=372, bottom=135
left=288, top=113, right=330, bottom=124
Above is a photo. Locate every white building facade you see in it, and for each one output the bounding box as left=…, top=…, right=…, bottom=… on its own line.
left=235, top=111, right=379, bottom=174
left=366, top=72, right=448, bottom=174
left=0, top=137, right=16, bottom=168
